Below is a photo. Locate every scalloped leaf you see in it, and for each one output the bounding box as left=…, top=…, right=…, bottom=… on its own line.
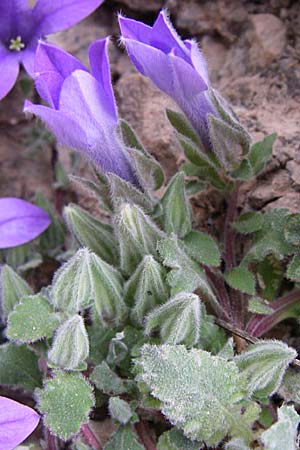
left=183, top=230, right=221, bottom=267
left=7, top=294, right=60, bottom=343
left=225, top=267, right=256, bottom=295
left=235, top=340, right=297, bottom=401
left=261, top=405, right=300, bottom=450
left=139, top=344, right=260, bottom=446
left=37, top=371, right=94, bottom=440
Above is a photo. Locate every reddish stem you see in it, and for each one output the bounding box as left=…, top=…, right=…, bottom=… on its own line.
left=45, top=429, right=59, bottom=450
left=134, top=420, right=157, bottom=450
left=205, top=267, right=231, bottom=320
left=246, top=290, right=300, bottom=337
left=223, top=182, right=240, bottom=270
left=81, top=423, right=103, bottom=450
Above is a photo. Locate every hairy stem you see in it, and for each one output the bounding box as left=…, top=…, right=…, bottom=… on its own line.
left=81, top=423, right=103, bottom=450
left=134, top=420, right=157, bottom=450
left=205, top=267, right=231, bottom=320
left=246, top=289, right=300, bottom=337
left=45, top=429, right=60, bottom=450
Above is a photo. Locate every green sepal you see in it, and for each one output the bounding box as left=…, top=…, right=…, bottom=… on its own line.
left=115, top=203, right=164, bottom=276
left=128, top=147, right=165, bottom=191
left=248, top=133, right=276, bottom=175
left=166, top=108, right=200, bottom=146
left=64, top=203, right=118, bottom=265
left=90, top=361, right=126, bottom=395
left=0, top=264, right=32, bottom=322
left=0, top=342, right=42, bottom=390
left=6, top=293, right=61, bottom=343
left=145, top=292, right=201, bottom=346
left=69, top=174, right=112, bottom=212
left=225, top=267, right=256, bottom=295
left=119, top=119, right=146, bottom=153
left=37, top=370, right=95, bottom=440
left=160, top=172, right=192, bottom=238
left=108, top=173, right=154, bottom=213
left=183, top=230, right=221, bottom=267
left=124, top=255, right=168, bottom=324
left=48, top=314, right=89, bottom=370
left=178, top=135, right=219, bottom=169
left=181, top=161, right=226, bottom=190
left=208, top=114, right=250, bottom=172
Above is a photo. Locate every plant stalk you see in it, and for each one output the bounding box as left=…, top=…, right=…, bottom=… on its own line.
left=81, top=423, right=103, bottom=450
left=134, top=420, right=157, bottom=450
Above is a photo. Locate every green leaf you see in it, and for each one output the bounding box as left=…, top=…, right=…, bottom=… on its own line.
left=48, top=315, right=89, bottom=370
left=145, top=292, right=201, bottom=346
left=166, top=109, right=200, bottom=146
left=284, top=213, right=300, bottom=246
left=248, top=133, right=276, bottom=175
left=224, top=438, right=250, bottom=450
left=0, top=343, right=42, bottom=390
left=109, top=397, right=133, bottom=424
left=90, top=361, right=126, bottom=395
left=198, top=306, right=227, bottom=354
left=225, top=267, right=256, bottom=295
left=280, top=369, right=300, bottom=403
left=235, top=340, right=297, bottom=401
left=160, top=172, right=192, bottom=238
left=180, top=159, right=226, bottom=190
left=51, top=249, right=127, bottom=325
left=104, top=425, right=144, bottom=450
left=87, top=322, right=115, bottom=365
left=218, top=338, right=235, bottom=360
left=231, top=158, right=253, bottom=181
left=234, top=212, right=264, bottom=234
left=0, top=264, right=32, bottom=321
left=115, top=203, right=164, bottom=276
left=119, top=119, right=146, bottom=153
left=261, top=405, right=300, bottom=450
left=184, top=180, right=206, bottom=196
left=183, top=230, right=221, bottom=267
left=124, top=255, right=168, bottom=324
left=157, top=428, right=200, bottom=450
left=286, top=255, right=300, bottom=281
left=139, top=344, right=260, bottom=446
left=248, top=297, right=273, bottom=315
left=178, top=136, right=218, bottom=169
left=64, top=204, right=118, bottom=265
left=37, top=371, right=94, bottom=440
left=157, top=236, right=218, bottom=309
left=256, top=256, right=283, bottom=301
left=7, top=293, right=60, bottom=343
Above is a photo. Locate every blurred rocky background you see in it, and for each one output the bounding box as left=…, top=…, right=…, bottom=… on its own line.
left=1, top=0, right=299, bottom=215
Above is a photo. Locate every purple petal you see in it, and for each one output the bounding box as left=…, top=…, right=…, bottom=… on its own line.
left=0, top=0, right=29, bottom=41
left=34, top=41, right=86, bottom=108
left=24, top=100, right=91, bottom=151
left=21, top=47, right=36, bottom=77
left=0, top=396, right=40, bottom=450
left=0, top=197, right=51, bottom=249
left=0, top=50, right=20, bottom=100
left=88, top=38, right=117, bottom=121
left=118, top=14, right=153, bottom=46
left=33, top=0, right=104, bottom=35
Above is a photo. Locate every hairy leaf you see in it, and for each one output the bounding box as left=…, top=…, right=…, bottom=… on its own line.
left=166, top=109, right=200, bottom=146
left=139, top=344, right=260, bottom=446
left=249, top=133, right=276, bottom=175
left=108, top=173, right=153, bottom=213
left=0, top=264, right=32, bottom=321
left=183, top=230, right=221, bottom=267
left=7, top=294, right=60, bottom=342
left=90, top=361, right=126, bottom=395
left=37, top=371, right=94, bottom=440
left=0, top=343, right=42, bottom=390
left=286, top=255, right=300, bottom=282
left=261, top=405, right=299, bottom=450
left=157, top=428, right=200, bottom=450
left=247, top=297, right=273, bottom=315
left=104, top=425, right=144, bottom=450
left=235, top=340, right=297, bottom=401
left=225, top=267, right=256, bottom=295
left=109, top=397, right=133, bottom=424
left=234, top=212, right=264, bottom=234
left=225, top=438, right=250, bottom=450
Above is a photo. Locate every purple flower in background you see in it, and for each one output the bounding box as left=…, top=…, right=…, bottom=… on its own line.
left=24, top=39, right=138, bottom=185
left=119, top=10, right=218, bottom=149
left=0, top=0, right=104, bottom=100
left=0, top=197, right=51, bottom=248
left=0, top=396, right=40, bottom=450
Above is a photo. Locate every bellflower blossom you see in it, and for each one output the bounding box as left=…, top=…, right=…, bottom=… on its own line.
left=0, top=197, right=51, bottom=248
left=24, top=39, right=138, bottom=185
left=0, top=396, right=40, bottom=450
left=0, top=0, right=104, bottom=100
left=119, top=10, right=218, bottom=149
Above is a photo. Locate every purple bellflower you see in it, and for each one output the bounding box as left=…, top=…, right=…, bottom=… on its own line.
left=24, top=39, right=138, bottom=185
left=119, top=10, right=218, bottom=149
left=0, top=396, right=40, bottom=450
left=0, top=0, right=104, bottom=100
left=0, top=197, right=51, bottom=248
